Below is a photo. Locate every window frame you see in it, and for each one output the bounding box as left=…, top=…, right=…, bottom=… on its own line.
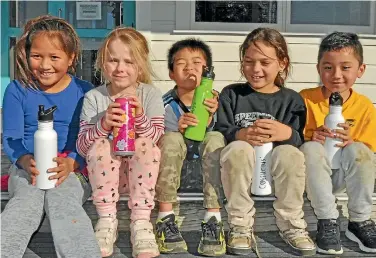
left=176, top=1, right=376, bottom=34
left=285, top=0, right=376, bottom=34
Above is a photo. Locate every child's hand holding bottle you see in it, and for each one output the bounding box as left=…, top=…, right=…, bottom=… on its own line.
left=17, top=154, right=39, bottom=185
left=254, top=119, right=292, bottom=142
left=178, top=113, right=198, bottom=134
left=236, top=127, right=269, bottom=146
left=47, top=157, right=78, bottom=186
left=312, top=125, right=334, bottom=145
left=332, top=123, right=352, bottom=147
left=204, top=90, right=219, bottom=126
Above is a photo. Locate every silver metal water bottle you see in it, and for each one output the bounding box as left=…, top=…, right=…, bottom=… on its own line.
left=34, top=105, right=58, bottom=190
left=324, top=92, right=345, bottom=169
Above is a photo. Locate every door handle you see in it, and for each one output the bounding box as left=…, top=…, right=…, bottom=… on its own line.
left=58, top=8, right=62, bottom=18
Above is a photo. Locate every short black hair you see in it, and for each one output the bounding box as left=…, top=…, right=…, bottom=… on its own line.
left=167, top=38, right=212, bottom=71
left=318, top=32, right=363, bottom=64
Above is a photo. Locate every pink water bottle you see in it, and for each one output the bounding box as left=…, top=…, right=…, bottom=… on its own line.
left=113, top=97, right=136, bottom=156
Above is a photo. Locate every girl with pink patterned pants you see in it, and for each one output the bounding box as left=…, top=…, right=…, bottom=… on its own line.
left=77, top=28, right=165, bottom=258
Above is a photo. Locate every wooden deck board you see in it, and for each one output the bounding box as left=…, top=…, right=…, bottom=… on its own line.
left=22, top=231, right=376, bottom=258
left=2, top=145, right=376, bottom=257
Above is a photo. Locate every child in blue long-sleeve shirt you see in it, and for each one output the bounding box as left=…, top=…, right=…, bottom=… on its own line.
left=1, top=15, right=101, bottom=258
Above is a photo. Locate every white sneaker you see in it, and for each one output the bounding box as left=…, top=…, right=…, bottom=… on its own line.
left=130, top=220, right=159, bottom=258
left=95, top=216, right=118, bottom=257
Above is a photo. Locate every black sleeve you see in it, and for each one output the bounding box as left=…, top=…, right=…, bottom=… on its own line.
left=215, top=90, right=240, bottom=143
left=278, top=96, right=307, bottom=147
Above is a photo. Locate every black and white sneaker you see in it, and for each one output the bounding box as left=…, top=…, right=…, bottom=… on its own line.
left=346, top=219, right=376, bottom=253
left=316, top=219, right=343, bottom=254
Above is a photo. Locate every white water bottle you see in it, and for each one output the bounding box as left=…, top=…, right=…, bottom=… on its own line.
left=34, top=105, right=58, bottom=190
left=251, top=141, right=273, bottom=196
left=324, top=92, right=345, bottom=169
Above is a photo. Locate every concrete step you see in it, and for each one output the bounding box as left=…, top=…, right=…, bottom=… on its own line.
left=3, top=194, right=376, bottom=233
left=20, top=231, right=376, bottom=258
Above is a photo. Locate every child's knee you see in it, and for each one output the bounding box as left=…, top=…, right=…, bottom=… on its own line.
left=272, top=145, right=305, bottom=177
left=342, top=142, right=373, bottom=161
left=135, top=137, right=153, bottom=149
left=159, top=132, right=186, bottom=157
left=300, top=141, right=325, bottom=157
left=220, top=140, right=254, bottom=165
left=342, top=142, right=374, bottom=175
left=203, top=131, right=225, bottom=145
left=86, top=138, right=112, bottom=161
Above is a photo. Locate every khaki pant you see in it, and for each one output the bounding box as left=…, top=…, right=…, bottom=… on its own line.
left=203, top=140, right=308, bottom=232
left=156, top=131, right=225, bottom=202
left=300, top=141, right=375, bottom=222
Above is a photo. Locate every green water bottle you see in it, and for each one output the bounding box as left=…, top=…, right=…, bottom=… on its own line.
left=184, top=66, right=215, bottom=141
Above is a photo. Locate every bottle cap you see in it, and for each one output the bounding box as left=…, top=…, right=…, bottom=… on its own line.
left=202, top=66, right=215, bottom=80
left=38, top=105, right=57, bottom=121
left=329, top=92, right=343, bottom=106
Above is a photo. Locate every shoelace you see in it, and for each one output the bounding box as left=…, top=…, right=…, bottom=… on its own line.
left=230, top=227, right=261, bottom=258
left=321, top=221, right=340, bottom=244
left=285, top=228, right=309, bottom=241
left=157, top=219, right=180, bottom=239
left=202, top=221, right=220, bottom=241
left=359, top=220, right=376, bottom=240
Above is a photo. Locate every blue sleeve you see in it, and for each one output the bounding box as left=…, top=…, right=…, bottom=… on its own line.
left=64, top=78, right=94, bottom=170
left=2, top=82, right=31, bottom=164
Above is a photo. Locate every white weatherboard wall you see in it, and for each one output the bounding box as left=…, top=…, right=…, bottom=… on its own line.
left=136, top=1, right=376, bottom=105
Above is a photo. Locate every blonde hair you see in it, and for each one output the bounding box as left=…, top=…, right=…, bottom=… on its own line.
left=15, top=15, right=80, bottom=89
left=96, top=27, right=154, bottom=84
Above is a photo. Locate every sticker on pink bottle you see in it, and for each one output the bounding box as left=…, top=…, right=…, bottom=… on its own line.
left=112, top=97, right=136, bottom=156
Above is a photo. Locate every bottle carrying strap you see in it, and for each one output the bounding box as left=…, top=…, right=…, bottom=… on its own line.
left=171, top=88, right=190, bottom=113
left=171, top=87, right=200, bottom=160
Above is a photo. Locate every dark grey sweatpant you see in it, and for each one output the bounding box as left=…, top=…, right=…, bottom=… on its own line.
left=1, top=165, right=101, bottom=258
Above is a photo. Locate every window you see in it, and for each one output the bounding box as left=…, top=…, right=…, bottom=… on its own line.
left=290, top=1, right=370, bottom=26
left=76, top=38, right=104, bottom=87
left=176, top=0, right=283, bottom=31
left=9, top=1, right=48, bottom=28
left=176, top=1, right=375, bottom=34
left=195, top=1, right=277, bottom=24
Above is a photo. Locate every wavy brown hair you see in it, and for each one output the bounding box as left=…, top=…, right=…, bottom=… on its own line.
left=240, top=27, right=291, bottom=87
left=95, top=27, right=154, bottom=84
left=15, top=15, right=80, bottom=89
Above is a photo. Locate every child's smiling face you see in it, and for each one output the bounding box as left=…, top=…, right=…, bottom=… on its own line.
left=317, top=47, right=365, bottom=97
left=169, top=48, right=207, bottom=92
left=242, top=41, right=285, bottom=93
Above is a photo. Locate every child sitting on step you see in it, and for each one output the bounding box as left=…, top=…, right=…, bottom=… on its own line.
left=203, top=27, right=316, bottom=256
left=76, top=27, right=164, bottom=258
left=1, top=15, right=101, bottom=258
left=300, top=31, right=376, bottom=255
left=154, top=38, right=226, bottom=256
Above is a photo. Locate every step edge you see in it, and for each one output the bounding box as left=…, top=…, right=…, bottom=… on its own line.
left=2, top=192, right=376, bottom=202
